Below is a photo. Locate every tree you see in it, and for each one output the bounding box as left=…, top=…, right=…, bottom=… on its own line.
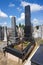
left=19, top=23, right=21, bottom=27
left=36, top=26, right=39, bottom=30
left=21, top=25, right=25, bottom=29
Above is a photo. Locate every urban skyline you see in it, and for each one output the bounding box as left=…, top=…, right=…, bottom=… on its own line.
left=0, top=0, right=43, bottom=27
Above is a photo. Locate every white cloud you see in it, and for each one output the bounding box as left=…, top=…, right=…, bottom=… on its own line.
left=17, top=7, right=22, bottom=11
left=17, top=13, right=25, bottom=25
left=32, top=18, right=39, bottom=26
left=31, top=4, right=43, bottom=12
left=0, top=22, right=7, bottom=26
left=21, top=1, right=29, bottom=7
left=3, top=22, right=7, bottom=26
left=9, top=3, right=15, bottom=7
left=17, top=13, right=25, bottom=21
left=9, top=15, right=16, bottom=19
left=4, top=22, right=7, bottom=25
left=0, top=10, right=8, bottom=17
left=9, top=15, right=13, bottom=19
left=17, top=13, right=39, bottom=26
left=21, top=1, right=43, bottom=12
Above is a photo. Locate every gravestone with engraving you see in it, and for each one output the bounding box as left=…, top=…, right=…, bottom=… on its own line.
left=24, top=5, right=33, bottom=42
left=10, top=16, right=19, bottom=44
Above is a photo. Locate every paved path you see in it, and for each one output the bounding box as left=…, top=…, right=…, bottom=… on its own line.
left=24, top=44, right=39, bottom=65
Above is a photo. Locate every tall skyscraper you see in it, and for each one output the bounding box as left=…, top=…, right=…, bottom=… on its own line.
left=24, top=5, right=32, bottom=40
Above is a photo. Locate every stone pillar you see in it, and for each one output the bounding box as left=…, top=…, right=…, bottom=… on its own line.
left=3, top=26, right=7, bottom=42
left=24, top=5, right=32, bottom=41
left=11, top=16, right=17, bottom=37
left=10, top=16, right=19, bottom=44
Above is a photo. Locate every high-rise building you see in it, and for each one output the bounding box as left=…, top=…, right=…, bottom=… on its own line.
left=24, top=5, right=32, bottom=40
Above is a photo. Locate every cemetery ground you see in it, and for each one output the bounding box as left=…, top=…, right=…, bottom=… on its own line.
left=0, top=39, right=43, bottom=65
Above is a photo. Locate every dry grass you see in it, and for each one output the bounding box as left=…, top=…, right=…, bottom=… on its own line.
left=35, top=38, right=43, bottom=45
left=0, top=41, right=3, bottom=44
left=14, top=41, right=30, bottom=51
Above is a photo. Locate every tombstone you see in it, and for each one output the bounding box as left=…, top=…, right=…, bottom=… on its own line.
left=3, top=26, right=7, bottom=42
left=11, top=16, right=17, bottom=37
left=4, top=6, right=35, bottom=62
left=10, top=16, right=19, bottom=44
left=24, top=5, right=33, bottom=41
left=0, top=26, right=4, bottom=40
left=18, top=27, right=24, bottom=40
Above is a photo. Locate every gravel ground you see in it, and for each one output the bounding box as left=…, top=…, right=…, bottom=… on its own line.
left=0, top=52, right=23, bottom=65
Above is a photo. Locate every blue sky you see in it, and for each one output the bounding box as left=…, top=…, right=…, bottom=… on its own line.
left=0, top=0, right=43, bottom=27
